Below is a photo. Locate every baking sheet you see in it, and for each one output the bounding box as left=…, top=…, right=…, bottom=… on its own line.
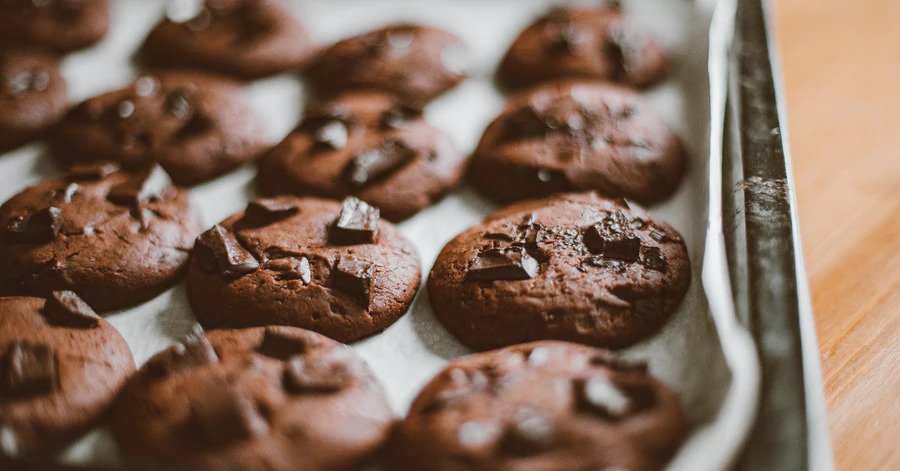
left=0, top=1, right=761, bottom=469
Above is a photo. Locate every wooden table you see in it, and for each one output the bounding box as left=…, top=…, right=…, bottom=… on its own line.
left=770, top=0, right=900, bottom=468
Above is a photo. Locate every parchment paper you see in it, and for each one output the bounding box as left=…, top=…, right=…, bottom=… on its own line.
left=0, top=1, right=761, bottom=469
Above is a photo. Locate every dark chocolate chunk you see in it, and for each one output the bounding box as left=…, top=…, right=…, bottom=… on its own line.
left=465, top=246, right=539, bottom=282
left=195, top=225, right=259, bottom=278
left=343, top=138, right=415, bottom=188
left=639, top=246, right=667, bottom=272
left=483, top=232, right=515, bottom=242
left=648, top=229, right=670, bottom=242
left=145, top=334, right=219, bottom=378
left=68, top=161, right=121, bottom=180
left=107, top=164, right=173, bottom=206
left=500, top=410, right=555, bottom=456
left=242, top=198, right=299, bottom=227
left=165, top=89, right=193, bottom=120
left=501, top=106, right=550, bottom=141
left=265, top=257, right=311, bottom=284
left=257, top=328, right=307, bottom=361
left=547, top=25, right=587, bottom=53
left=330, top=197, right=379, bottom=245
left=283, top=356, right=350, bottom=394
left=5, top=207, right=63, bottom=243
left=193, top=380, right=268, bottom=446
left=313, top=120, right=349, bottom=151
left=583, top=211, right=641, bottom=262
left=332, top=258, right=374, bottom=307
left=1, top=342, right=58, bottom=397
left=42, top=290, right=101, bottom=328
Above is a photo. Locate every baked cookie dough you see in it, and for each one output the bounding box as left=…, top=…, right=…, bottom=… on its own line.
left=428, top=192, right=690, bottom=350
left=0, top=163, right=202, bottom=311
left=50, top=70, right=265, bottom=186
left=496, top=3, right=667, bottom=90
left=0, top=293, right=134, bottom=457
left=187, top=196, right=421, bottom=343
left=0, top=0, right=110, bottom=52
left=112, top=326, right=393, bottom=471
left=258, top=91, right=465, bottom=221
left=471, top=81, right=685, bottom=204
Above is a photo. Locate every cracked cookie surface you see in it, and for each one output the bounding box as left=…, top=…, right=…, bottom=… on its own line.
left=0, top=163, right=202, bottom=311
left=389, top=341, right=687, bottom=471
left=0, top=294, right=134, bottom=457
left=427, top=192, right=690, bottom=350
left=112, top=326, right=392, bottom=471
left=186, top=196, right=421, bottom=343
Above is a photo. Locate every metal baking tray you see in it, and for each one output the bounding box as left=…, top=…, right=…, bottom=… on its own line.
left=0, top=0, right=831, bottom=469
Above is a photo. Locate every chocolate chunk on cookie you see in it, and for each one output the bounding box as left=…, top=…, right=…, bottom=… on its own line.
left=389, top=341, right=687, bottom=471
left=0, top=44, right=67, bottom=152
left=50, top=70, right=265, bottom=185
left=258, top=91, right=466, bottom=221
left=112, top=326, right=392, bottom=471
left=187, top=196, right=420, bottom=342
left=0, top=295, right=134, bottom=457
left=496, top=4, right=667, bottom=90
left=0, top=0, right=110, bottom=52
left=305, top=25, right=468, bottom=107
left=0, top=164, right=202, bottom=311
left=428, top=192, right=690, bottom=350
left=471, top=81, right=685, bottom=204
left=140, top=0, right=315, bottom=79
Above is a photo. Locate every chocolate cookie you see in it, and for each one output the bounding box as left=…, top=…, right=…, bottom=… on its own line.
left=428, top=192, right=690, bottom=351
left=50, top=70, right=266, bottom=186
left=140, top=0, right=315, bottom=79
left=0, top=293, right=134, bottom=457
left=389, top=341, right=687, bottom=471
left=0, top=43, right=67, bottom=152
left=187, top=196, right=421, bottom=342
left=258, top=91, right=465, bottom=221
left=471, top=81, right=685, bottom=204
left=0, top=164, right=202, bottom=311
left=112, top=326, right=393, bottom=471
left=305, top=24, right=468, bottom=108
left=496, top=4, right=667, bottom=90
left=0, top=0, right=110, bottom=52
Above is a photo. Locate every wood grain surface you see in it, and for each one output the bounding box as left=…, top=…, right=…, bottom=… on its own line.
left=770, top=0, right=900, bottom=469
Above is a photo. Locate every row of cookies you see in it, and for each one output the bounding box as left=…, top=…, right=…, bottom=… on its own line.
left=3, top=1, right=684, bottom=219
left=1, top=292, right=686, bottom=471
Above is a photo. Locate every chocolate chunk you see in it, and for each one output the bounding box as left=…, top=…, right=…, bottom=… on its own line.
left=332, top=258, right=374, bottom=307
left=266, top=257, right=311, bottom=284
left=330, top=197, right=379, bottom=245
left=68, top=161, right=120, bottom=180
left=648, top=229, right=670, bottom=243
left=241, top=198, right=299, bottom=227
left=5, top=207, right=63, bottom=243
left=1, top=342, right=58, bottom=397
left=145, top=334, right=219, bottom=378
left=107, top=164, right=173, bottom=206
left=313, top=120, right=349, bottom=151
left=195, top=225, right=259, bottom=278
left=257, top=328, right=307, bottom=361
left=500, top=410, right=554, bottom=456
left=575, top=376, right=632, bottom=420
left=583, top=212, right=641, bottom=262
left=283, top=356, right=350, bottom=394
left=193, top=380, right=268, bottom=446
left=465, top=246, right=539, bottom=282
left=343, top=138, right=415, bottom=188
left=165, top=89, right=193, bottom=120
left=42, top=290, right=100, bottom=328
left=640, top=246, right=667, bottom=272
left=547, top=25, right=587, bottom=53
left=502, top=106, right=550, bottom=141
left=484, top=231, right=515, bottom=242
